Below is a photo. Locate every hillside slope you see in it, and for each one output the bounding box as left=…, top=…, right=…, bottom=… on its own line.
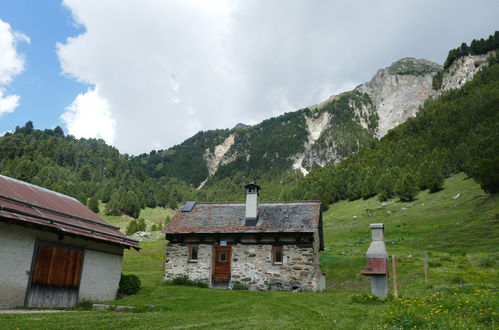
left=135, top=51, right=490, bottom=191
left=2, top=173, right=496, bottom=329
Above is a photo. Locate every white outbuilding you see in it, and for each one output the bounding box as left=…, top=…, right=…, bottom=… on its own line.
left=0, top=175, right=140, bottom=308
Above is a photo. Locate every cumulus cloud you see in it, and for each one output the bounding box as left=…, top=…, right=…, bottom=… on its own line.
left=0, top=89, right=20, bottom=115
left=58, top=0, right=499, bottom=154
left=61, top=87, right=116, bottom=144
left=0, top=19, right=29, bottom=117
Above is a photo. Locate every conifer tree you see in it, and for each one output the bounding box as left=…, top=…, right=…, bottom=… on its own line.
left=377, top=167, right=400, bottom=201
left=427, top=162, right=444, bottom=193
left=87, top=196, right=100, bottom=213
left=360, top=168, right=377, bottom=199
left=394, top=172, right=418, bottom=202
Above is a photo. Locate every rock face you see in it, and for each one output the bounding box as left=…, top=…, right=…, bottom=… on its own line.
left=440, top=53, right=490, bottom=92
left=356, top=57, right=441, bottom=137
left=204, top=134, right=236, bottom=176
left=292, top=112, right=331, bottom=175
left=198, top=133, right=236, bottom=188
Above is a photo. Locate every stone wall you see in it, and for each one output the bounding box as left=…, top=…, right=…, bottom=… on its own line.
left=164, top=243, right=212, bottom=282
left=164, top=241, right=322, bottom=291
left=231, top=244, right=320, bottom=291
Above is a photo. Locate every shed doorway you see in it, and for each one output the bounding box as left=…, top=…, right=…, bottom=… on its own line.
left=212, top=246, right=231, bottom=283
left=25, top=242, right=84, bottom=308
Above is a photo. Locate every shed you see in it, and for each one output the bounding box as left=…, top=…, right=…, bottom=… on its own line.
left=164, top=183, right=325, bottom=291
left=0, top=175, right=140, bottom=308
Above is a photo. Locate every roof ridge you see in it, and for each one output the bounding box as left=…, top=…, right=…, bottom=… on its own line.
left=192, top=200, right=321, bottom=205
left=0, top=174, right=79, bottom=202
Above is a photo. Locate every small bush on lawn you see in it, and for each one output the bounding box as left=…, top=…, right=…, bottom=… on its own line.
left=126, top=218, right=146, bottom=236
left=232, top=282, right=248, bottom=290
left=119, top=273, right=141, bottom=296
left=75, top=300, right=94, bottom=310
left=164, top=276, right=208, bottom=288
left=428, top=261, right=442, bottom=267
left=450, top=276, right=466, bottom=284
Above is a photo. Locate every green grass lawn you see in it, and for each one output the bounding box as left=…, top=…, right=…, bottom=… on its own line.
left=100, top=205, right=175, bottom=233
left=1, top=173, right=497, bottom=329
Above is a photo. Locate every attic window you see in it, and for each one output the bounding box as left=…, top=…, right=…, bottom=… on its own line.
left=272, top=246, right=283, bottom=264
left=188, top=245, right=198, bottom=262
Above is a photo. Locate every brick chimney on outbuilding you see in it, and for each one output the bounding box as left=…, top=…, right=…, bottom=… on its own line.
left=244, top=182, right=260, bottom=226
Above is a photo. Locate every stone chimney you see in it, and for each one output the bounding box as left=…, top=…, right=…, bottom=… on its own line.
left=244, top=182, right=260, bottom=226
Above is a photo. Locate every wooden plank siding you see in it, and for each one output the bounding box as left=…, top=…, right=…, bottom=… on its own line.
left=32, top=245, right=83, bottom=287
left=26, top=243, right=84, bottom=308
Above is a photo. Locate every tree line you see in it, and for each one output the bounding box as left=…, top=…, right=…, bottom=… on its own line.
left=0, top=124, right=197, bottom=218
left=444, top=31, right=499, bottom=69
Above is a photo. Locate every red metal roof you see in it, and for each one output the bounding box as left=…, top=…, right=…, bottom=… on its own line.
left=0, top=175, right=140, bottom=250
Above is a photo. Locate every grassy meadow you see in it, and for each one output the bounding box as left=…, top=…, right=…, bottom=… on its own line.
left=1, top=173, right=497, bottom=329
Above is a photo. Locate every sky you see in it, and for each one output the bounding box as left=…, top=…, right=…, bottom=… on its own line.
left=0, top=0, right=498, bottom=155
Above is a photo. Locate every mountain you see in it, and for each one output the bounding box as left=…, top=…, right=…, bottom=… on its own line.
left=295, top=54, right=499, bottom=204
left=1, top=32, right=497, bottom=214
left=134, top=53, right=486, bottom=189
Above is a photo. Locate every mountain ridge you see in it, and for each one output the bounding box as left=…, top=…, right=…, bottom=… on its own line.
left=136, top=53, right=487, bottom=187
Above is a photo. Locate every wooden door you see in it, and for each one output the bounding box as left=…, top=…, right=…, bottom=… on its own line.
left=25, top=243, right=84, bottom=308
left=212, top=246, right=231, bottom=282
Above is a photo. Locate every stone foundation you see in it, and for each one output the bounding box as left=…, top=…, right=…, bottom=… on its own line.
left=164, top=242, right=322, bottom=291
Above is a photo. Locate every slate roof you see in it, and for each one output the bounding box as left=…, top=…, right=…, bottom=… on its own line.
left=0, top=175, right=140, bottom=250
left=165, top=201, right=322, bottom=235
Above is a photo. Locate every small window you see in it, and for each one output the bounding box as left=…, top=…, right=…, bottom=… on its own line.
left=219, top=251, right=227, bottom=262
left=188, top=245, right=198, bottom=262
left=272, top=246, right=283, bottom=264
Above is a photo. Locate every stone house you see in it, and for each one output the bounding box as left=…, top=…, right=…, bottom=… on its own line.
left=164, top=183, right=325, bottom=291
left=0, top=175, right=140, bottom=308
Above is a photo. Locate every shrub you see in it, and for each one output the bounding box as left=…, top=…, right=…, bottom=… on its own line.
left=118, top=273, right=141, bottom=295
left=75, top=300, right=94, bottom=310
left=232, top=282, right=249, bottom=290
left=165, top=276, right=208, bottom=288
left=350, top=293, right=392, bottom=304
left=126, top=218, right=147, bottom=236
left=126, top=220, right=139, bottom=236
left=137, top=218, right=146, bottom=231
left=450, top=276, right=466, bottom=284
left=432, top=70, right=444, bottom=90
left=87, top=196, right=100, bottom=213
left=428, top=261, right=442, bottom=268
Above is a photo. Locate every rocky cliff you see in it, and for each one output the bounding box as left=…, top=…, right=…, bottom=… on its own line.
left=137, top=54, right=492, bottom=186
left=440, top=53, right=490, bottom=92
left=356, top=57, right=441, bottom=137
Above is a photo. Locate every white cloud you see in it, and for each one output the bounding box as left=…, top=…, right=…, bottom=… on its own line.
left=61, top=87, right=116, bottom=144
left=0, top=89, right=20, bottom=115
left=58, top=0, right=499, bottom=154
left=0, top=19, right=28, bottom=117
